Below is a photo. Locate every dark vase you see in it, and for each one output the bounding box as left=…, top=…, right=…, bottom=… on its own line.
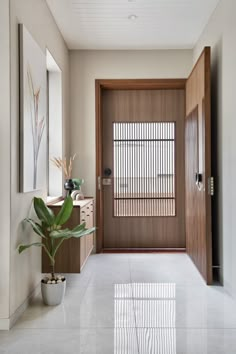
left=64, top=179, right=75, bottom=196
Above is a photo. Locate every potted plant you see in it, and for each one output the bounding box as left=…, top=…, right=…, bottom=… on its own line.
left=18, top=195, right=95, bottom=306
left=51, top=155, right=76, bottom=195
left=50, top=155, right=85, bottom=198
left=71, top=178, right=85, bottom=200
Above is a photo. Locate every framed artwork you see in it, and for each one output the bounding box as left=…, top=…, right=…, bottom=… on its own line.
left=19, top=24, right=47, bottom=192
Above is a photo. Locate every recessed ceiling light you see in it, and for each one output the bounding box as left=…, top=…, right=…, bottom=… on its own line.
left=128, top=14, right=138, bottom=20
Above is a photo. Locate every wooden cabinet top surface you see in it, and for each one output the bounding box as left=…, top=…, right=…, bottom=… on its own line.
left=51, top=198, right=94, bottom=208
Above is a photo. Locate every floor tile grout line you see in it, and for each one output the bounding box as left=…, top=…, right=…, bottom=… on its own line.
left=10, top=326, right=236, bottom=331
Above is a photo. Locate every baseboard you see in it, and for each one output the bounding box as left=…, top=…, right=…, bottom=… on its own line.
left=102, top=248, right=186, bottom=253
left=0, top=282, right=41, bottom=331
left=0, top=318, right=10, bottom=331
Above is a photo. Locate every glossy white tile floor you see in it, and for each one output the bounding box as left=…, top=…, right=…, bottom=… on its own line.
left=1, top=253, right=236, bottom=353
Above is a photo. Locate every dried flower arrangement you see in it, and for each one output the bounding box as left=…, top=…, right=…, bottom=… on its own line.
left=51, top=154, right=76, bottom=179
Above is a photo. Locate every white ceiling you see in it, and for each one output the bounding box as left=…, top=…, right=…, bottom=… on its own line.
left=46, top=0, right=220, bottom=50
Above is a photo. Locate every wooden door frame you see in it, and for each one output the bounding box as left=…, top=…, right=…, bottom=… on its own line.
left=95, top=79, right=186, bottom=253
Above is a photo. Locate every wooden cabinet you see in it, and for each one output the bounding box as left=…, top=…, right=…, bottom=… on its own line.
left=79, top=200, right=94, bottom=269
left=42, top=198, right=94, bottom=273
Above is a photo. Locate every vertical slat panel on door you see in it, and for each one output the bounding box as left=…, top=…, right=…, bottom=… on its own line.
left=113, top=122, right=176, bottom=218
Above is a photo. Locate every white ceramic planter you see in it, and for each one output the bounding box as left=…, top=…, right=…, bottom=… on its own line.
left=41, top=279, right=66, bottom=306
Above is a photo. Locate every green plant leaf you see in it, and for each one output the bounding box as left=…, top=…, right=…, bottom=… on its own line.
left=71, top=227, right=96, bottom=238
left=49, top=229, right=73, bottom=239
left=18, top=242, right=55, bottom=265
left=18, top=242, right=44, bottom=253
left=24, top=218, right=46, bottom=238
left=72, top=222, right=86, bottom=232
left=50, top=226, right=96, bottom=240
left=54, top=196, right=73, bottom=226
left=33, top=197, right=55, bottom=226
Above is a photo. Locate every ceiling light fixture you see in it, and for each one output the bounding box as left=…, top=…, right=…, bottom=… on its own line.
left=128, top=14, right=138, bottom=20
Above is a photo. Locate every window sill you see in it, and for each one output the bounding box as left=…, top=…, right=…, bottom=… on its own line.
left=47, top=196, right=63, bottom=205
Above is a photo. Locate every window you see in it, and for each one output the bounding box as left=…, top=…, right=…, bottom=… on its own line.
left=113, top=122, right=176, bottom=217
left=46, top=50, right=62, bottom=199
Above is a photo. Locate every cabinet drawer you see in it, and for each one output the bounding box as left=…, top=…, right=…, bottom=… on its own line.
left=80, top=208, right=86, bottom=224
left=85, top=202, right=93, bottom=214
left=81, top=201, right=94, bottom=228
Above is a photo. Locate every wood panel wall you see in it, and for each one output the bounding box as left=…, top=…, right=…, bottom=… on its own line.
left=185, top=47, right=212, bottom=284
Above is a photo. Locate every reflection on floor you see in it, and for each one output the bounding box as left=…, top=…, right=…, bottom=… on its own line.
left=115, top=283, right=176, bottom=353
left=1, top=253, right=236, bottom=353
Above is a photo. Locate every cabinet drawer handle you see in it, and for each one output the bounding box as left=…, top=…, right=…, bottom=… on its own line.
left=81, top=219, right=85, bottom=222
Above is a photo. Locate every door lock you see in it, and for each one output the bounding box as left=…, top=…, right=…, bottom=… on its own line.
left=102, top=178, right=112, bottom=186
left=104, top=168, right=112, bottom=177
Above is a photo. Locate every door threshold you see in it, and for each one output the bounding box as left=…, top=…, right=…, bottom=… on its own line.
left=101, top=248, right=186, bottom=253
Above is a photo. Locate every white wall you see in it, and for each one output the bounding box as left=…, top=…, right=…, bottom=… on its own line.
left=0, top=0, right=11, bottom=328
left=194, top=0, right=236, bottom=295
left=0, top=0, right=70, bottom=327
left=70, top=50, right=193, bottom=198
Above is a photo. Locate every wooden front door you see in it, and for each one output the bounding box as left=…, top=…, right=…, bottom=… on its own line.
left=185, top=47, right=213, bottom=284
left=96, top=81, right=186, bottom=250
